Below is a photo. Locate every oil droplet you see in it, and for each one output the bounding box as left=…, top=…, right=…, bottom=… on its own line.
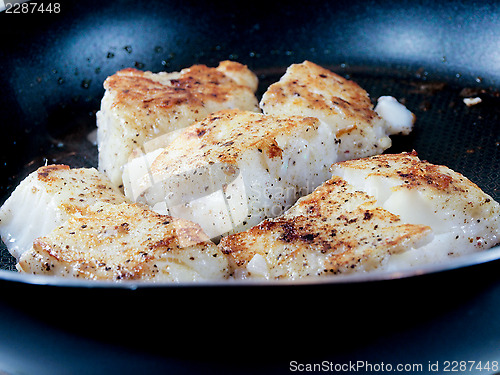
left=161, top=53, right=175, bottom=69
left=134, top=61, right=144, bottom=69
left=107, top=52, right=115, bottom=59
left=57, top=77, right=64, bottom=85
left=124, top=45, right=133, bottom=54
left=81, top=79, right=91, bottom=89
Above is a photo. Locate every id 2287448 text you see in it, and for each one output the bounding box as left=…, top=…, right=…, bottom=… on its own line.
left=3, top=2, right=60, bottom=13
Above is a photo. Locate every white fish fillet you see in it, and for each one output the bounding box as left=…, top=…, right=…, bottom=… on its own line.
left=219, top=175, right=432, bottom=280
left=18, top=202, right=229, bottom=282
left=260, top=61, right=415, bottom=161
left=123, top=109, right=339, bottom=238
left=0, top=165, right=127, bottom=260
left=330, top=152, right=500, bottom=269
left=96, top=61, right=259, bottom=188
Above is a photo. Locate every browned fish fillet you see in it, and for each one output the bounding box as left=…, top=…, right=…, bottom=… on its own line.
left=260, top=61, right=414, bottom=161
left=18, top=202, right=229, bottom=282
left=0, top=165, right=127, bottom=260
left=97, top=61, right=259, bottom=187
left=330, top=152, right=500, bottom=268
left=123, top=109, right=339, bottom=239
left=219, top=175, right=432, bottom=280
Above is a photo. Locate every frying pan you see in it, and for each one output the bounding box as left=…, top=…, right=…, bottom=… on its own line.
left=0, top=0, right=499, bottom=373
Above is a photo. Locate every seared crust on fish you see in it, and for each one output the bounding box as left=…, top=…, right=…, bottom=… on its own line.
left=18, top=202, right=229, bottom=282
left=219, top=176, right=432, bottom=279
left=97, top=61, right=259, bottom=187
left=331, top=152, right=500, bottom=267
left=260, top=61, right=411, bottom=160
left=333, top=151, right=482, bottom=193
left=0, top=165, right=127, bottom=259
left=124, top=109, right=339, bottom=238
left=149, top=110, right=321, bottom=171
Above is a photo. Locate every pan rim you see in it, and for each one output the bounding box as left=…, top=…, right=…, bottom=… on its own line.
left=0, top=244, right=498, bottom=289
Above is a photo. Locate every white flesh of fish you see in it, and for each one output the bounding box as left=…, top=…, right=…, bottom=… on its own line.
left=260, top=61, right=415, bottom=161
left=123, top=109, right=339, bottom=239
left=0, top=165, right=127, bottom=260
left=18, top=202, right=229, bottom=282
left=97, top=61, right=259, bottom=188
left=330, top=152, right=500, bottom=269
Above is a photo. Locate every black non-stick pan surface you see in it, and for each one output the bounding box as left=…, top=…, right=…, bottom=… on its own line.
left=0, top=1, right=499, bottom=374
